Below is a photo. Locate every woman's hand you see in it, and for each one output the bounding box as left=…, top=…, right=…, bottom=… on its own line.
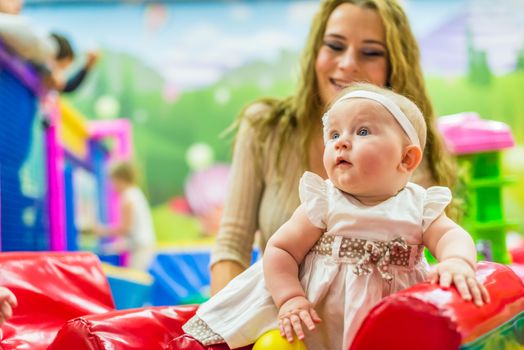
left=278, top=295, right=321, bottom=342
left=428, top=257, right=490, bottom=306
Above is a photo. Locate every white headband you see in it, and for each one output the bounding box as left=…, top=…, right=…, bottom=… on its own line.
left=323, top=90, right=420, bottom=147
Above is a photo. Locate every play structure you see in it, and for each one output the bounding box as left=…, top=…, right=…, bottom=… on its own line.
left=44, top=96, right=134, bottom=254
left=1, top=36, right=152, bottom=306
left=438, top=113, right=518, bottom=264
left=0, top=40, right=135, bottom=257
left=0, top=41, right=156, bottom=309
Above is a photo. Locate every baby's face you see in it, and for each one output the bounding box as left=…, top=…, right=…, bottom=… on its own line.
left=323, top=98, right=409, bottom=198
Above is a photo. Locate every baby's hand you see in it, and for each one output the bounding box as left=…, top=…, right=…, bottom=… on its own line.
left=278, top=295, right=321, bottom=342
left=0, top=287, right=17, bottom=326
left=428, top=257, right=490, bottom=306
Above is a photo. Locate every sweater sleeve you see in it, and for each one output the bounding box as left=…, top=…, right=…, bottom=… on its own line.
left=210, top=115, right=265, bottom=269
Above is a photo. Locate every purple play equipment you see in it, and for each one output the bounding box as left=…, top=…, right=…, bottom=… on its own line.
left=0, top=41, right=44, bottom=97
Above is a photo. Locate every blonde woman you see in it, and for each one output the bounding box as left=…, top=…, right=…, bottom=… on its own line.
left=211, top=0, right=456, bottom=294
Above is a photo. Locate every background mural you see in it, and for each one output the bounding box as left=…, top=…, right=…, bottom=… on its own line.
left=23, top=0, right=524, bottom=242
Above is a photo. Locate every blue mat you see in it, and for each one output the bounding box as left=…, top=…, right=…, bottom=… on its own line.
left=149, top=248, right=260, bottom=306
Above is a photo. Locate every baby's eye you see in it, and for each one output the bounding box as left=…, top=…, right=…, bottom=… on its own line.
left=357, top=128, right=369, bottom=136
left=330, top=131, right=340, bottom=140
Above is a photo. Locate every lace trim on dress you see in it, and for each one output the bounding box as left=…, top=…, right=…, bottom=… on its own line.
left=183, top=315, right=226, bottom=346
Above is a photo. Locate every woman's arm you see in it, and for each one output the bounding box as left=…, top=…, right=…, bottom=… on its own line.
left=210, top=260, right=245, bottom=295
left=210, top=104, right=268, bottom=294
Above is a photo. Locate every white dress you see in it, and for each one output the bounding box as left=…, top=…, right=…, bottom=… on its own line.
left=183, top=172, right=452, bottom=350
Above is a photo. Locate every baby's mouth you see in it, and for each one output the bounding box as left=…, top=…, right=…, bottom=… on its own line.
left=335, top=156, right=351, bottom=166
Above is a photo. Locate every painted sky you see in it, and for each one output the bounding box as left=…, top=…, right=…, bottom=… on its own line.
left=22, top=0, right=524, bottom=91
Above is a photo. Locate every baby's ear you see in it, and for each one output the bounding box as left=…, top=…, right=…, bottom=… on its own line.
left=399, top=145, right=422, bottom=172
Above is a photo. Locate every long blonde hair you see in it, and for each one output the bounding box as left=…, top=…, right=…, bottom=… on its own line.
left=233, top=0, right=456, bottom=191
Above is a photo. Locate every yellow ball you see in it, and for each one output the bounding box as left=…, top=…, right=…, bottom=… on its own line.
left=253, top=329, right=308, bottom=350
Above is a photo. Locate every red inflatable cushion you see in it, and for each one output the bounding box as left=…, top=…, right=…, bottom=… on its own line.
left=350, top=262, right=524, bottom=350
left=0, top=252, right=115, bottom=350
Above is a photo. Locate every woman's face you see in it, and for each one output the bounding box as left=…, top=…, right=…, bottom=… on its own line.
left=315, top=3, right=388, bottom=107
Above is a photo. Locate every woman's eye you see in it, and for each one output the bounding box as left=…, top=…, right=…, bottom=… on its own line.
left=362, top=49, right=386, bottom=57
left=357, top=128, right=369, bottom=136
left=324, top=40, right=344, bottom=52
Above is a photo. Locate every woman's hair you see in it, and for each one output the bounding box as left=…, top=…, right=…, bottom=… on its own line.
left=233, top=0, right=455, bottom=190
left=50, top=32, right=75, bottom=61
left=323, top=82, right=427, bottom=152
left=109, top=160, right=137, bottom=185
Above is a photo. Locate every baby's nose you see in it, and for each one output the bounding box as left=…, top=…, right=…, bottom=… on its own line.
left=335, top=137, right=350, bottom=149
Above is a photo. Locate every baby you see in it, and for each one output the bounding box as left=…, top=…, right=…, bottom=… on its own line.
left=179, top=83, right=489, bottom=350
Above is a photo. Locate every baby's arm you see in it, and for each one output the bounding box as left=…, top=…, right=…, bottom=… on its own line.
left=264, top=204, right=324, bottom=341
left=423, top=213, right=490, bottom=306
left=0, top=287, right=17, bottom=326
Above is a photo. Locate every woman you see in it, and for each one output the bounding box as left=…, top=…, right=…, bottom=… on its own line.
left=211, top=0, right=456, bottom=294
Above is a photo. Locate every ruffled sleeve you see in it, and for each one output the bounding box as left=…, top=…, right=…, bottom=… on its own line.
left=298, top=171, right=328, bottom=229
left=422, top=186, right=452, bottom=231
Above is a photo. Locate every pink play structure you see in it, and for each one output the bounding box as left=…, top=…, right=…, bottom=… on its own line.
left=438, top=112, right=515, bottom=154
left=43, top=97, right=133, bottom=251
left=88, top=119, right=134, bottom=225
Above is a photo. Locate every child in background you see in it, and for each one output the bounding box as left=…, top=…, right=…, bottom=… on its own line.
left=0, top=287, right=16, bottom=326
left=93, top=161, right=156, bottom=271
left=179, top=83, right=489, bottom=350
left=43, top=33, right=100, bottom=93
